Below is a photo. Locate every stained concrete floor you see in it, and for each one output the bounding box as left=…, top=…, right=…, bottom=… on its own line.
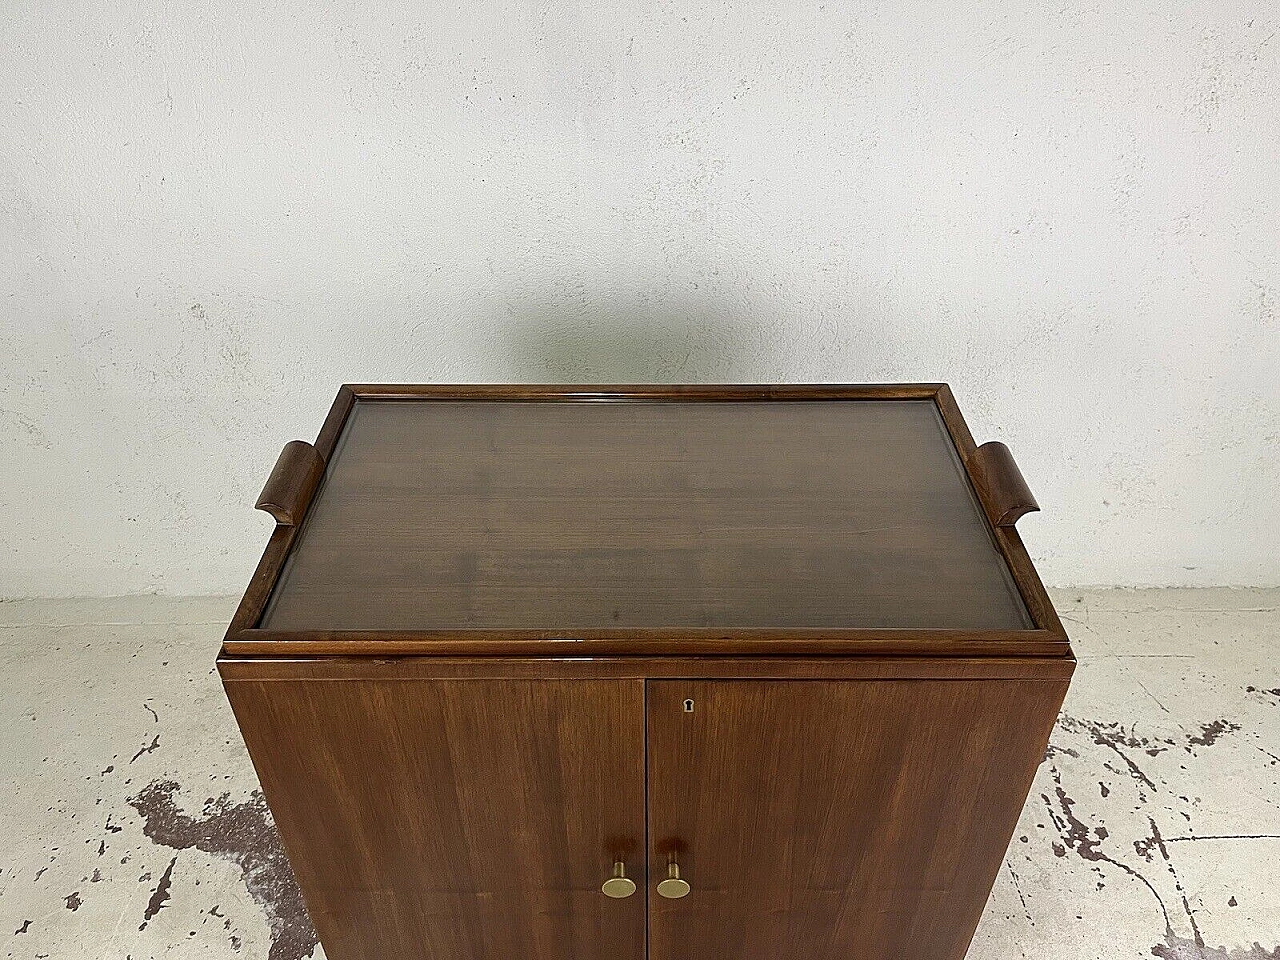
left=0, top=589, right=1276, bottom=960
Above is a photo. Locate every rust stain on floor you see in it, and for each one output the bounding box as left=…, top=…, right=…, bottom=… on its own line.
left=1040, top=707, right=1278, bottom=960
left=1153, top=936, right=1280, bottom=959
left=128, top=780, right=318, bottom=960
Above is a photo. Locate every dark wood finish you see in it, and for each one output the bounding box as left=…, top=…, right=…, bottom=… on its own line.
left=971, top=441, right=1040, bottom=527
left=315, top=385, right=357, bottom=462
left=226, top=437, right=327, bottom=636
left=646, top=679, right=1067, bottom=960
left=933, top=385, right=1064, bottom=641
left=343, top=383, right=947, bottom=400
left=223, top=630, right=1066, bottom=659
left=225, top=524, right=300, bottom=639
left=255, top=440, right=325, bottom=526
left=224, top=677, right=646, bottom=960
left=259, top=394, right=1030, bottom=633
left=217, top=654, right=1076, bottom=682
left=224, top=385, right=1068, bottom=659
left=219, top=383, right=1072, bottom=960
left=225, top=385, right=353, bottom=639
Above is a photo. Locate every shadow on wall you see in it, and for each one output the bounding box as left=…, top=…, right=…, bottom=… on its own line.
left=488, top=297, right=795, bottom=384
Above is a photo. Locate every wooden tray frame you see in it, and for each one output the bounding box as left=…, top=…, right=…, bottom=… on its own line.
left=222, top=384, right=1069, bottom=660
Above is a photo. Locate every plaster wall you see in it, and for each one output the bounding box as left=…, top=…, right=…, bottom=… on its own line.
left=2, top=0, right=1277, bottom=594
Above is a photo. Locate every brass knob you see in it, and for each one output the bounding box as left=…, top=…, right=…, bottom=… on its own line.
left=601, top=861, right=637, bottom=899
left=656, top=856, right=690, bottom=899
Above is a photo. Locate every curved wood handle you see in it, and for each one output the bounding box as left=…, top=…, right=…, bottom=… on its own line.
left=971, top=441, right=1040, bottom=527
left=256, top=440, right=325, bottom=526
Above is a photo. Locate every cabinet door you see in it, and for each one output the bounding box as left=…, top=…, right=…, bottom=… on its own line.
left=226, top=679, right=647, bottom=960
left=646, top=679, right=1066, bottom=960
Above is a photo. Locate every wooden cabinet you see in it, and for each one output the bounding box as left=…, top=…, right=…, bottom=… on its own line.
left=225, top=678, right=647, bottom=960
left=646, top=679, right=1064, bottom=959
left=220, top=384, right=1071, bottom=960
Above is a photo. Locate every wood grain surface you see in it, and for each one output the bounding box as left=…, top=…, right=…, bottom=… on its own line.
left=217, top=653, right=1076, bottom=682
left=646, top=678, right=1067, bottom=960
left=224, top=678, right=647, bottom=960
left=259, top=397, right=1031, bottom=634
left=219, top=385, right=1072, bottom=960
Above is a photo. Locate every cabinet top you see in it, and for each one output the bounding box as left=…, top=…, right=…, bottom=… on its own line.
left=225, top=385, right=1067, bottom=659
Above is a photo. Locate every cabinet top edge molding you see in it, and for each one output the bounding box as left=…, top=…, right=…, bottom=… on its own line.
left=224, top=383, right=1067, bottom=657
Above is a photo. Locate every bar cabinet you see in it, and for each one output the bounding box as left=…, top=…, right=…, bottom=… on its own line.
left=219, top=384, right=1071, bottom=960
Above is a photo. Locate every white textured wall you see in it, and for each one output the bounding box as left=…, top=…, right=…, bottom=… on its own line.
left=2, top=1, right=1278, bottom=596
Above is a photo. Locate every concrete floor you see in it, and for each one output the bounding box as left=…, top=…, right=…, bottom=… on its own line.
left=0, top=589, right=1276, bottom=960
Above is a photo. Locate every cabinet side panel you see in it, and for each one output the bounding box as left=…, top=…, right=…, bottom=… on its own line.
left=224, top=678, right=646, bottom=960
left=647, top=678, right=1067, bottom=960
